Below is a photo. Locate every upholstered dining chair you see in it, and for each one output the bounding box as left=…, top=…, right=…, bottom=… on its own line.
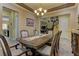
left=58, top=31, right=62, bottom=50
left=0, top=34, right=28, bottom=56
left=71, top=32, right=79, bottom=56
left=20, top=30, right=29, bottom=48
left=54, top=31, right=62, bottom=56
left=5, top=37, right=19, bottom=49
left=20, top=30, right=29, bottom=38
left=0, top=40, right=6, bottom=56
left=37, top=31, right=62, bottom=56
left=46, top=30, right=53, bottom=46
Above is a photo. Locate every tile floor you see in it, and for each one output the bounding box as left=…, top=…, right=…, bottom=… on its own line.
left=59, top=37, right=74, bottom=56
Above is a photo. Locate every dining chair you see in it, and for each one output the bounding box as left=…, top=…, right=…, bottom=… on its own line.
left=20, top=30, right=29, bottom=38
left=71, top=32, right=75, bottom=54
left=37, top=31, right=62, bottom=56
left=0, top=34, right=28, bottom=56
left=5, top=37, right=19, bottom=49
left=46, top=30, right=53, bottom=46
left=54, top=31, right=62, bottom=56
left=71, top=32, right=79, bottom=56
left=20, top=30, right=29, bottom=48
left=0, top=43, right=4, bottom=56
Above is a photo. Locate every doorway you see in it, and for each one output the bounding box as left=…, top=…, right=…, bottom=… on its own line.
left=2, top=7, right=19, bottom=41
left=59, top=15, right=70, bottom=39
left=58, top=15, right=73, bottom=55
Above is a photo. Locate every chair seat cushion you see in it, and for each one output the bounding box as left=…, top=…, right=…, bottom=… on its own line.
left=38, top=45, right=51, bottom=56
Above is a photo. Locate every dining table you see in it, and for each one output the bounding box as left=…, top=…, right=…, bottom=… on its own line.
left=18, top=34, right=50, bottom=55
left=18, top=34, right=50, bottom=49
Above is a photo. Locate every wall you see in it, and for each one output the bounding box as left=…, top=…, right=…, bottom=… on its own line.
left=1, top=3, right=78, bottom=36
left=40, top=4, right=78, bottom=39
left=77, top=4, right=79, bottom=28
left=2, top=3, right=39, bottom=36
left=78, top=4, right=79, bottom=15
left=59, top=15, right=70, bottom=39
left=0, top=4, right=2, bottom=34
left=43, top=4, right=78, bottom=31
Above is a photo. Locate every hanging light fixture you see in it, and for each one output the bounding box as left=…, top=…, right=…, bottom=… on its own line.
left=37, top=13, right=39, bottom=15
left=34, top=7, right=47, bottom=16
left=34, top=10, right=37, bottom=13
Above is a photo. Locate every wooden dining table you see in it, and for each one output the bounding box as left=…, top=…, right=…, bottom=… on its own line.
left=18, top=34, right=50, bottom=49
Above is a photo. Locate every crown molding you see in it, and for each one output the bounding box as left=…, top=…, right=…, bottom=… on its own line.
left=16, top=3, right=34, bottom=12
left=47, top=3, right=75, bottom=12
left=17, top=3, right=75, bottom=13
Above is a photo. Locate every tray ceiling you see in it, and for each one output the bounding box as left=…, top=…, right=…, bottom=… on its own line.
left=24, top=3, right=65, bottom=10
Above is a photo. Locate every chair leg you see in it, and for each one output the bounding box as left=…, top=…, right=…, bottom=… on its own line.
left=50, top=50, right=55, bottom=56
left=15, top=44, right=19, bottom=49
left=26, top=50, right=33, bottom=56
left=25, top=47, right=37, bottom=56
left=54, top=46, right=59, bottom=56
left=55, top=49, right=58, bottom=56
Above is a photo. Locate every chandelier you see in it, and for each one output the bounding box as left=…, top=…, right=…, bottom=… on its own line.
left=34, top=8, right=47, bottom=16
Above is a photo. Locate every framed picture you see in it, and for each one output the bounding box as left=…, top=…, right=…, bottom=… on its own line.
left=26, top=18, right=34, bottom=27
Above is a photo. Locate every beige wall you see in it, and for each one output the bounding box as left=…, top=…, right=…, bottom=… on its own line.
left=41, top=4, right=78, bottom=39
left=78, top=4, right=79, bottom=15
left=0, top=3, right=78, bottom=36
left=43, top=4, right=78, bottom=31
left=0, top=4, right=2, bottom=34
left=77, top=4, right=79, bottom=28
left=2, top=3, right=39, bottom=36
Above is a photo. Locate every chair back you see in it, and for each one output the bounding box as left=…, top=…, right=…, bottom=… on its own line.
left=0, top=34, right=12, bottom=56
left=56, top=31, right=62, bottom=47
left=0, top=40, right=6, bottom=56
left=71, top=32, right=79, bottom=55
left=48, top=30, right=53, bottom=40
left=50, top=31, right=62, bottom=56
left=20, top=30, right=29, bottom=38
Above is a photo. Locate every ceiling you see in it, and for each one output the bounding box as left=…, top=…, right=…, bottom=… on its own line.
left=24, top=3, right=65, bottom=10
left=17, top=3, right=75, bottom=13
